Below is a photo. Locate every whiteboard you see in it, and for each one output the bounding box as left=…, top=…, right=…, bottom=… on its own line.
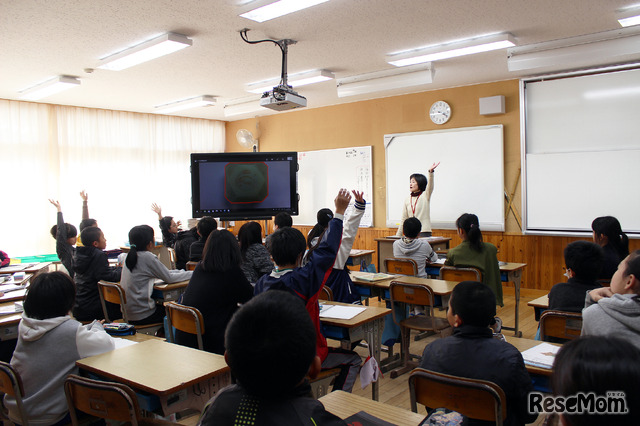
left=297, top=146, right=373, bottom=226
left=385, top=126, right=504, bottom=231
left=523, top=67, right=640, bottom=234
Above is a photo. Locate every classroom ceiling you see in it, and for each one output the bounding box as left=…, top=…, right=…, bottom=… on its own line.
left=1, top=0, right=637, bottom=121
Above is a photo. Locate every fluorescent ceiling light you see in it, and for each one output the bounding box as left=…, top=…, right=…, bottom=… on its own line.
left=336, top=64, right=434, bottom=98
left=507, top=28, right=640, bottom=72
left=19, top=76, right=80, bottom=100
left=224, top=97, right=264, bottom=118
left=387, top=33, right=515, bottom=67
left=98, top=33, right=192, bottom=71
left=245, top=69, right=335, bottom=93
left=240, top=0, right=329, bottom=22
left=153, top=96, right=216, bottom=114
left=618, top=7, right=640, bottom=27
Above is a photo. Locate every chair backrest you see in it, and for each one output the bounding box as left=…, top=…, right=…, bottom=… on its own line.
left=165, top=301, right=206, bottom=350
left=439, top=266, right=482, bottom=282
left=98, top=280, right=128, bottom=323
left=0, top=361, right=28, bottom=426
left=390, top=280, right=435, bottom=308
left=186, top=261, right=198, bottom=271
left=64, top=374, right=141, bottom=425
left=409, top=368, right=507, bottom=425
left=318, top=286, right=334, bottom=301
left=540, top=310, right=583, bottom=342
left=157, top=247, right=176, bottom=270
left=384, top=258, right=419, bottom=276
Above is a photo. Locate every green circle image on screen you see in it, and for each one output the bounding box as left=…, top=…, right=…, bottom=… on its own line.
left=224, top=162, right=268, bottom=203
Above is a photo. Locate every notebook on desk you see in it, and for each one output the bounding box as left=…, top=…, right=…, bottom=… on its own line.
left=319, top=304, right=366, bottom=320
left=350, top=271, right=398, bottom=282
left=521, top=342, right=560, bottom=369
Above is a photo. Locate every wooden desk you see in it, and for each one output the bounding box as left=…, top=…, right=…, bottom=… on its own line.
left=0, top=262, right=52, bottom=276
left=425, top=261, right=528, bottom=337
left=0, top=289, right=27, bottom=303
left=376, top=237, right=451, bottom=273
left=347, top=249, right=375, bottom=269
left=0, top=273, right=32, bottom=288
left=152, top=279, right=190, bottom=302
left=351, top=272, right=458, bottom=304
left=320, top=390, right=425, bottom=424
left=506, top=337, right=562, bottom=382
left=0, top=307, right=22, bottom=341
left=528, top=294, right=549, bottom=321
left=320, top=301, right=390, bottom=401
left=77, top=339, right=230, bottom=416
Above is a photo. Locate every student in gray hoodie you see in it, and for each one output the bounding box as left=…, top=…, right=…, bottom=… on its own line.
left=392, top=217, right=438, bottom=277
left=4, top=272, right=115, bottom=426
left=582, top=250, right=640, bottom=350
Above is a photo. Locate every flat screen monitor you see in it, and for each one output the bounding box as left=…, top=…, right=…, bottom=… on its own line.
left=191, top=152, right=298, bottom=220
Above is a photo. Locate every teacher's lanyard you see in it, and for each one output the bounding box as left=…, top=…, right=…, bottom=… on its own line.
left=410, top=193, right=421, bottom=216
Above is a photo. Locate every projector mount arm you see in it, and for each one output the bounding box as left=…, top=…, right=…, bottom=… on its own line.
left=240, top=28, right=297, bottom=90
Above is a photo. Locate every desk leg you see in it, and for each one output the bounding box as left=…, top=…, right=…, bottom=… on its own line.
left=363, top=317, right=384, bottom=401
left=509, top=270, right=522, bottom=337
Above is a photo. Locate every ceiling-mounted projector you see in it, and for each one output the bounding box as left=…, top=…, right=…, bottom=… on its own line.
left=260, top=85, right=307, bottom=111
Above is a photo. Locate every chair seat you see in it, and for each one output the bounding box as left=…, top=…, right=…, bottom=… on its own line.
left=400, top=316, right=451, bottom=333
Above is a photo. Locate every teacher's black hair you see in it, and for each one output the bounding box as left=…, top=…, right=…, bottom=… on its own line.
left=410, top=173, right=427, bottom=192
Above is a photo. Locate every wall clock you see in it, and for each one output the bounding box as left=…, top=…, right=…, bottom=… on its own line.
left=429, top=101, right=451, bottom=125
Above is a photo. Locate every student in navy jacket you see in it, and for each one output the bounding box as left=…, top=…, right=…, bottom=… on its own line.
left=254, top=189, right=362, bottom=392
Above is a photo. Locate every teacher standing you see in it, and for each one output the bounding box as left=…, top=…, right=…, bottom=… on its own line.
left=396, top=162, right=440, bottom=237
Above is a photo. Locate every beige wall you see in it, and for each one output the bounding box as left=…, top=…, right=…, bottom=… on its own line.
left=225, top=79, right=522, bottom=233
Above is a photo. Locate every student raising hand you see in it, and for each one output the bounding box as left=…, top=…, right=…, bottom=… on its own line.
left=49, top=199, right=62, bottom=212
left=352, top=190, right=365, bottom=204
left=80, top=190, right=88, bottom=201
left=334, top=189, right=351, bottom=215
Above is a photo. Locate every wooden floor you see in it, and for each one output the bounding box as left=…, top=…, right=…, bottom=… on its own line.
left=344, top=286, right=548, bottom=424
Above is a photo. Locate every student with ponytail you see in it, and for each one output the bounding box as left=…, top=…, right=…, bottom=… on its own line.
left=592, top=216, right=629, bottom=280
left=445, top=213, right=503, bottom=306
left=120, top=225, right=192, bottom=325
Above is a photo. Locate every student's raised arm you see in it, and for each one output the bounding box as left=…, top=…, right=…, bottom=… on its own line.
left=334, top=190, right=366, bottom=269
left=80, top=190, right=89, bottom=220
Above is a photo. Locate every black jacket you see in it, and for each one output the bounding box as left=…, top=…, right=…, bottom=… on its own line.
left=199, top=382, right=346, bottom=426
left=174, top=227, right=198, bottom=270
left=175, top=264, right=253, bottom=354
left=548, top=277, right=600, bottom=312
left=72, top=245, right=121, bottom=321
left=420, top=325, right=537, bottom=426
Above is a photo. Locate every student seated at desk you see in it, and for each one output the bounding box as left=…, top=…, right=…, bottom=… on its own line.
left=73, top=226, right=122, bottom=322
left=177, top=229, right=253, bottom=354
left=4, top=272, right=115, bottom=426
left=393, top=217, right=438, bottom=278
left=420, top=281, right=537, bottom=426
left=120, top=225, right=192, bottom=326
left=199, top=291, right=346, bottom=425
left=550, top=336, right=640, bottom=426
left=255, top=189, right=362, bottom=393
left=76, top=190, right=98, bottom=247
left=238, top=221, right=274, bottom=284
left=548, top=241, right=603, bottom=312
left=445, top=213, right=503, bottom=306
left=591, top=216, right=629, bottom=280
left=304, top=191, right=366, bottom=304
left=189, top=216, right=217, bottom=262
left=48, top=199, right=79, bottom=278
left=265, top=211, right=293, bottom=252
left=582, top=250, right=640, bottom=350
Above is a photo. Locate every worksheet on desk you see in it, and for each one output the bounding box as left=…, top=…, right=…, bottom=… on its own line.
left=319, top=304, right=366, bottom=320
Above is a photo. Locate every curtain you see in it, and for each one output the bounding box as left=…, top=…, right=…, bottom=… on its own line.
left=0, top=99, right=225, bottom=257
